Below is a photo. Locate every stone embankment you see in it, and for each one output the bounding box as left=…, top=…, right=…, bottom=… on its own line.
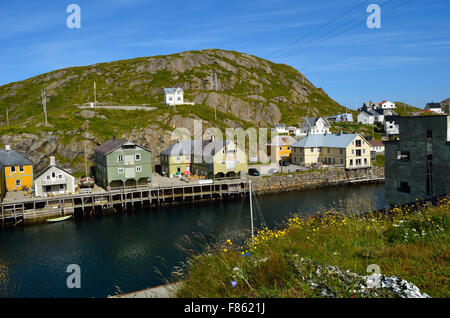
left=251, top=167, right=384, bottom=195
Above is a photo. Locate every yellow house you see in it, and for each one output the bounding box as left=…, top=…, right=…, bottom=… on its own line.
left=291, top=132, right=371, bottom=169
left=160, top=140, right=193, bottom=177
left=0, top=145, right=33, bottom=201
left=192, top=138, right=248, bottom=179
left=266, top=135, right=298, bottom=163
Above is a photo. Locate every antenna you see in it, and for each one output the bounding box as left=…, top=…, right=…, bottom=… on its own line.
left=41, top=89, right=48, bottom=125
left=94, top=82, right=97, bottom=109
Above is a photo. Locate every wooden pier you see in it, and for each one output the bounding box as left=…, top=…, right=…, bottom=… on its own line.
left=0, top=179, right=249, bottom=227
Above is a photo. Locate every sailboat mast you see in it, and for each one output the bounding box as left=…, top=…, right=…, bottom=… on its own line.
left=249, top=179, right=255, bottom=247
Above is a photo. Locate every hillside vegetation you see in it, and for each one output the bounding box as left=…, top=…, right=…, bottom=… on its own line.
left=0, top=49, right=346, bottom=173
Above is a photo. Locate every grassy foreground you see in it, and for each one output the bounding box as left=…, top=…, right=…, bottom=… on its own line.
left=175, top=197, right=450, bottom=298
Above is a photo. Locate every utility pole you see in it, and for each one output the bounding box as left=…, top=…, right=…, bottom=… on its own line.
left=6, top=107, right=9, bottom=126
left=249, top=179, right=254, bottom=247
left=94, top=82, right=97, bottom=109
left=41, top=89, right=48, bottom=125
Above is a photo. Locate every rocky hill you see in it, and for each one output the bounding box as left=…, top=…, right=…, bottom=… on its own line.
left=0, top=49, right=346, bottom=174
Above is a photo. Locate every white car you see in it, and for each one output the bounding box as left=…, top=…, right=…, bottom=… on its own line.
left=268, top=168, right=279, bottom=174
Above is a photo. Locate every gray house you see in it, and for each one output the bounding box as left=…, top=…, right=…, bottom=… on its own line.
left=385, top=115, right=450, bottom=206
left=93, top=138, right=152, bottom=189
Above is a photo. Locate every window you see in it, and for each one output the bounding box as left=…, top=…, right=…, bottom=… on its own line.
left=46, top=175, right=50, bottom=180
left=327, top=148, right=330, bottom=153
left=340, top=159, right=343, bottom=164
left=310, top=148, right=314, bottom=153
left=396, top=151, right=410, bottom=162
left=339, top=149, right=343, bottom=155
left=355, top=140, right=361, bottom=147
left=356, top=150, right=361, bottom=156
left=350, top=159, right=353, bottom=166
left=287, top=147, right=290, bottom=150
left=363, top=149, right=365, bottom=154
left=16, top=179, right=21, bottom=186
left=10, top=166, right=16, bottom=173
left=118, top=155, right=123, bottom=162
left=52, top=172, right=56, bottom=178
left=118, top=168, right=124, bottom=174
left=351, top=149, right=354, bottom=155
left=364, top=158, right=367, bottom=165
left=19, top=166, right=24, bottom=172
left=279, top=147, right=282, bottom=151
left=397, top=181, right=411, bottom=193
left=135, top=153, right=141, bottom=161
left=136, top=166, right=142, bottom=172
left=59, top=184, right=64, bottom=190
left=58, top=174, right=63, bottom=179
left=176, top=156, right=180, bottom=161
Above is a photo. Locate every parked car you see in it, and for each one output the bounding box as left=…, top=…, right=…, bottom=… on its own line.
left=248, top=168, right=260, bottom=176
left=268, top=168, right=279, bottom=174
left=279, top=160, right=289, bottom=166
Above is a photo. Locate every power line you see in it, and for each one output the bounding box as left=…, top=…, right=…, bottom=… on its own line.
left=268, top=0, right=370, bottom=59
left=274, top=0, right=414, bottom=60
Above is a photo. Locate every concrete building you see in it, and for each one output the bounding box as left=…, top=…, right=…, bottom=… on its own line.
left=34, top=156, right=75, bottom=197
left=385, top=115, right=450, bottom=206
left=94, top=138, right=152, bottom=189
left=291, top=132, right=371, bottom=169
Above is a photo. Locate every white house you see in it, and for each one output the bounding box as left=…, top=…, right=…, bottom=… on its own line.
left=384, top=116, right=400, bottom=135
left=34, top=157, right=75, bottom=197
left=272, top=123, right=289, bottom=134
left=424, top=102, right=443, bottom=113
left=164, top=87, right=184, bottom=105
left=357, top=111, right=376, bottom=124
left=368, top=140, right=385, bottom=153
left=299, top=117, right=331, bottom=135
left=379, top=101, right=396, bottom=110
left=328, top=113, right=354, bottom=123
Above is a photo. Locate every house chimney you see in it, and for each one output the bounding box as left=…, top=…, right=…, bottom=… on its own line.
left=5, top=145, right=11, bottom=151
left=50, top=156, right=56, bottom=166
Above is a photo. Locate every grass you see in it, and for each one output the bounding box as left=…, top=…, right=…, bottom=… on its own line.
left=175, top=197, right=450, bottom=298
left=373, top=154, right=385, bottom=167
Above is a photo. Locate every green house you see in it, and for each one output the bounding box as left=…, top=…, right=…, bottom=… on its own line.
left=94, top=139, right=152, bottom=189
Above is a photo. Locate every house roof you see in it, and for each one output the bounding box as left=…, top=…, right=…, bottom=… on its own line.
left=385, top=115, right=400, bottom=123
left=164, top=87, right=184, bottom=94
left=292, top=133, right=360, bottom=149
left=273, top=123, right=286, bottom=129
left=161, top=139, right=236, bottom=159
left=0, top=148, right=32, bottom=169
left=35, top=164, right=73, bottom=180
left=267, top=135, right=297, bottom=146
left=425, top=102, right=441, bottom=109
left=302, top=117, right=331, bottom=129
left=160, top=140, right=194, bottom=156
left=368, top=140, right=384, bottom=148
left=94, top=139, right=150, bottom=156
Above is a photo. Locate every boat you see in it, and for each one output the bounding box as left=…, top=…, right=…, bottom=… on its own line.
left=79, top=176, right=95, bottom=188
left=47, top=215, right=72, bottom=223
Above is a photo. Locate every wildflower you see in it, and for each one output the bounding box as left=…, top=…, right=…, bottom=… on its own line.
left=231, top=281, right=237, bottom=287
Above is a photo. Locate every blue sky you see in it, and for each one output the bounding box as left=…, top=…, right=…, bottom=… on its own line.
left=0, top=0, right=449, bottom=109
